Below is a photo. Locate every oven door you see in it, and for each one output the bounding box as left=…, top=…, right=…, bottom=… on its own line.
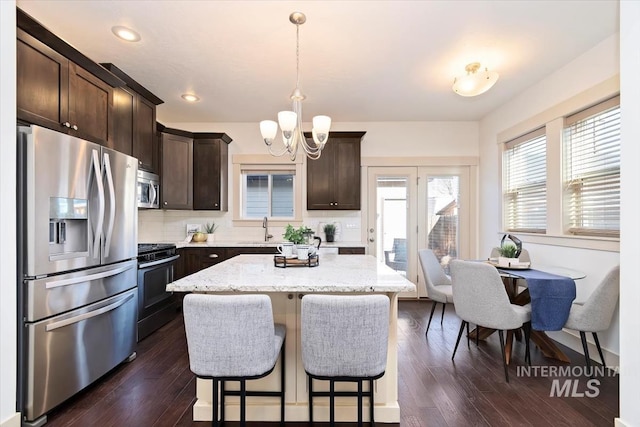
left=137, top=255, right=179, bottom=340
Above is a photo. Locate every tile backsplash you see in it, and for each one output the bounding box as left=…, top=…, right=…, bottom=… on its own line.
left=138, top=209, right=363, bottom=243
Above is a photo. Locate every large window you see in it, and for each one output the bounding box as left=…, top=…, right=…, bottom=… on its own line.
left=563, top=96, right=620, bottom=237
left=242, top=171, right=295, bottom=219
left=502, top=128, right=547, bottom=233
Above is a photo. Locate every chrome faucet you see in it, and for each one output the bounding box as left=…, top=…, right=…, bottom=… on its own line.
left=263, top=216, right=273, bottom=242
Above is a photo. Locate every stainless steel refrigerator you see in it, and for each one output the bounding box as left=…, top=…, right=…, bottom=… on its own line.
left=17, top=125, right=139, bottom=426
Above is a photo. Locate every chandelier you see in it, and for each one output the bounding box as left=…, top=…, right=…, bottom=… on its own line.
left=452, top=62, right=499, bottom=97
left=259, top=12, right=331, bottom=161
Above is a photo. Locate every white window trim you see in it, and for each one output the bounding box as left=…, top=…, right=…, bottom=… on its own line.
left=232, top=154, right=304, bottom=227
left=496, top=76, right=620, bottom=252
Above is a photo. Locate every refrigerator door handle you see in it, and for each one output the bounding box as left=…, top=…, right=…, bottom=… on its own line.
left=44, top=264, right=134, bottom=289
left=45, top=291, right=135, bottom=332
left=103, top=152, right=116, bottom=258
left=91, top=149, right=105, bottom=259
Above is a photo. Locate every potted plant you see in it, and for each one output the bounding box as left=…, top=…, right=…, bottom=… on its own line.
left=283, top=224, right=313, bottom=245
left=497, top=243, right=519, bottom=267
left=203, top=222, right=218, bottom=243
left=323, top=223, right=336, bottom=242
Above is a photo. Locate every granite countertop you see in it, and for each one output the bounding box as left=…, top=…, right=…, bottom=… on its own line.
left=167, top=254, right=416, bottom=293
left=174, top=240, right=366, bottom=249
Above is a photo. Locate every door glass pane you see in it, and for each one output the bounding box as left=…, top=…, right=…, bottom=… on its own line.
left=376, top=177, right=408, bottom=277
left=426, top=176, right=459, bottom=274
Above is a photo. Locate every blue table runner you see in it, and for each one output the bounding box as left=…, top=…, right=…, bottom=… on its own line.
left=497, top=268, right=576, bottom=331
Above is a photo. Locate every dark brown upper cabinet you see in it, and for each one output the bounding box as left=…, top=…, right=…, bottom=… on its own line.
left=160, top=130, right=193, bottom=210
left=16, top=10, right=124, bottom=146
left=159, top=127, right=233, bottom=211
left=101, top=63, right=163, bottom=172
left=193, top=134, right=232, bottom=211
left=306, top=131, right=365, bottom=210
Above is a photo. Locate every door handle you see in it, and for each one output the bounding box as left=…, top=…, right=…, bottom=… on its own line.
left=369, top=238, right=375, bottom=242
left=45, top=291, right=134, bottom=332
left=103, top=153, right=116, bottom=258
left=91, top=150, right=105, bottom=259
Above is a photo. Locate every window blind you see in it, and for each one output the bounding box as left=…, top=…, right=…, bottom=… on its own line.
left=563, top=96, right=620, bottom=237
left=243, top=171, right=295, bottom=219
left=503, top=128, right=547, bottom=233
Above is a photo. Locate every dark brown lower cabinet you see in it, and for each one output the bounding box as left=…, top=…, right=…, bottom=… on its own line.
left=338, top=247, right=366, bottom=254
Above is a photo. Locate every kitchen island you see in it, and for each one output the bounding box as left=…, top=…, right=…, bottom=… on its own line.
left=167, top=254, right=415, bottom=423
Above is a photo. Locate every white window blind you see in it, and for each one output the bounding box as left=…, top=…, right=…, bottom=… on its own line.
left=243, top=171, right=295, bottom=219
left=563, top=96, right=620, bottom=237
left=503, top=128, right=547, bottom=233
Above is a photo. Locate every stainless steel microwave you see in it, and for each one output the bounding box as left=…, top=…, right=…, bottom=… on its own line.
left=137, top=170, right=159, bottom=209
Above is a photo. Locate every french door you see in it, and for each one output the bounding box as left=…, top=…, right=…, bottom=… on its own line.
left=367, top=166, right=472, bottom=298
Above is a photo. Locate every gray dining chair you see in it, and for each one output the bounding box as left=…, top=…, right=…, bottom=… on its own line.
left=418, top=249, right=454, bottom=336
left=182, top=294, right=286, bottom=427
left=301, top=294, right=389, bottom=427
left=563, top=265, right=620, bottom=371
left=450, top=260, right=532, bottom=382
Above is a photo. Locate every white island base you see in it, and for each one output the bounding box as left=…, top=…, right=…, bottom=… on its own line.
left=167, top=255, right=415, bottom=423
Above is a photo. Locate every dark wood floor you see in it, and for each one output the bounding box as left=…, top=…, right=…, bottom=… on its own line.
left=43, top=300, right=618, bottom=426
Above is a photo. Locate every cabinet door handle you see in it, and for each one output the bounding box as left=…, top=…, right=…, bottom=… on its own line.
left=163, top=201, right=168, bottom=205
left=62, top=122, right=71, bottom=128
left=208, top=254, right=219, bottom=258
left=72, top=124, right=78, bottom=131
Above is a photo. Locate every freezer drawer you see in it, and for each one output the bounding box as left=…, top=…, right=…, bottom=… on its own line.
left=24, top=288, right=137, bottom=422
left=24, top=260, right=137, bottom=322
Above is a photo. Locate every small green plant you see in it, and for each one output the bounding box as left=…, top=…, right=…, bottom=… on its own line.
left=498, top=243, right=518, bottom=258
left=283, top=224, right=313, bottom=244
left=203, top=222, right=218, bottom=234
left=323, top=223, right=336, bottom=234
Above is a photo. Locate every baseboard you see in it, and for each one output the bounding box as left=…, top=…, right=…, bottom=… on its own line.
left=546, top=329, right=619, bottom=367
left=0, top=412, right=21, bottom=427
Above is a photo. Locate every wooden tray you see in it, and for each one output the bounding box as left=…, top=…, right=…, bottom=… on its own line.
left=274, top=254, right=319, bottom=268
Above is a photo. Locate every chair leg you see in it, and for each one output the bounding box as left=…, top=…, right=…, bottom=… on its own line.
left=580, top=331, right=592, bottom=373
left=329, top=379, right=335, bottom=427
left=426, top=302, right=438, bottom=336
left=466, top=322, right=470, bottom=346
left=212, top=378, right=219, bottom=427
left=498, top=330, right=509, bottom=383
left=440, top=302, right=446, bottom=325
left=369, top=378, right=375, bottom=427
left=357, top=380, right=363, bottom=427
left=523, top=322, right=532, bottom=366
left=240, top=379, right=246, bottom=426
left=220, top=381, right=225, bottom=423
left=308, top=376, right=314, bottom=424
left=593, top=332, right=606, bottom=368
left=280, top=342, right=286, bottom=426
left=452, top=320, right=467, bottom=360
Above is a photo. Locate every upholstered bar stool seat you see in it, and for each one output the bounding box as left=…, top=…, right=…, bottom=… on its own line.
left=301, top=294, right=390, bottom=427
left=183, top=294, right=286, bottom=427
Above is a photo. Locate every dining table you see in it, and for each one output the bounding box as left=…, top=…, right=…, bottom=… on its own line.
left=471, top=262, right=585, bottom=363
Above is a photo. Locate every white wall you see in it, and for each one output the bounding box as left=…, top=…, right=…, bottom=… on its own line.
left=0, top=2, right=19, bottom=427
left=139, top=120, right=479, bottom=243
left=478, top=34, right=622, bottom=361
left=618, top=2, right=640, bottom=426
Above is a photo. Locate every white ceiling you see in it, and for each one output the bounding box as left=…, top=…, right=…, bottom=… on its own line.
left=17, top=0, right=619, bottom=124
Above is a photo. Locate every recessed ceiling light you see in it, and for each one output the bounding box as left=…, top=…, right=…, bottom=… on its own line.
left=111, top=26, right=141, bottom=42
left=181, top=94, right=200, bottom=102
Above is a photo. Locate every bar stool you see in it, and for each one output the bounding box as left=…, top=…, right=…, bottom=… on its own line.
left=182, top=294, right=286, bottom=427
left=301, top=294, right=390, bottom=426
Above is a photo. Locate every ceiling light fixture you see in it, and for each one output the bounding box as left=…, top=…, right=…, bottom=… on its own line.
left=452, top=62, right=499, bottom=97
left=111, top=26, right=141, bottom=42
left=259, top=12, right=331, bottom=161
left=181, top=94, right=200, bottom=102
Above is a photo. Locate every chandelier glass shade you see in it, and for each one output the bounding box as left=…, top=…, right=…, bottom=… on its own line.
left=452, top=62, right=499, bottom=97
left=260, top=12, right=331, bottom=161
